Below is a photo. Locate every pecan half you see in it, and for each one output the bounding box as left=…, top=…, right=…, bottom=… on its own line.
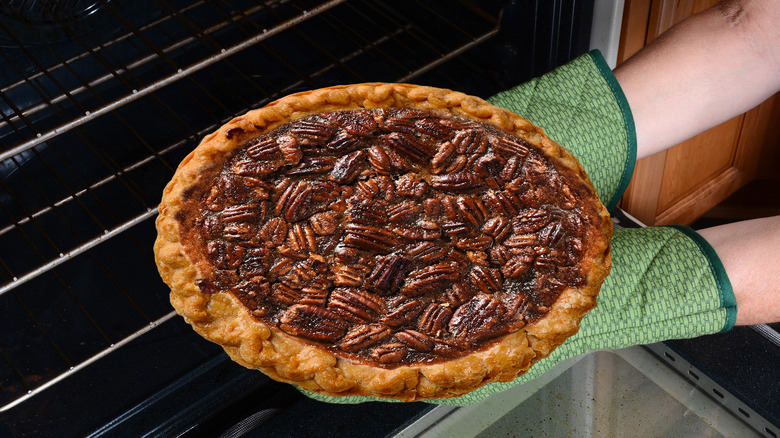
left=279, top=304, right=348, bottom=342
left=502, top=252, right=535, bottom=279
left=430, top=172, right=484, bottom=193
left=274, top=180, right=314, bottom=223
left=449, top=294, right=507, bottom=341
left=285, top=156, right=336, bottom=176
left=277, top=134, right=303, bottom=165
left=445, top=283, right=476, bottom=307
left=333, top=265, right=365, bottom=287
left=418, top=303, right=454, bottom=337
left=474, top=154, right=505, bottom=179
left=270, top=283, right=300, bottom=306
left=468, top=265, right=503, bottom=294
left=330, top=150, right=367, bottom=184
left=395, top=329, right=435, bottom=352
left=366, top=145, right=392, bottom=174
left=491, top=135, right=530, bottom=157
left=452, top=129, right=488, bottom=154
left=239, top=247, right=268, bottom=277
left=343, top=223, right=400, bottom=253
left=329, top=288, right=385, bottom=323
left=233, top=278, right=270, bottom=309
left=401, top=262, right=460, bottom=297
left=347, top=198, right=387, bottom=225
left=394, top=173, right=428, bottom=198
left=386, top=201, right=422, bottom=223
left=441, top=221, right=471, bottom=237
left=245, top=136, right=283, bottom=160
left=433, top=338, right=466, bottom=359
left=206, top=241, right=245, bottom=270
left=367, top=254, right=410, bottom=295
left=287, top=222, right=317, bottom=253
left=505, top=294, right=531, bottom=331
left=455, top=196, right=487, bottom=228
left=513, top=209, right=551, bottom=234
left=299, top=276, right=332, bottom=307
left=431, top=141, right=456, bottom=174
left=288, top=119, right=336, bottom=143
left=383, top=299, right=425, bottom=328
left=339, top=324, right=392, bottom=353
left=322, top=110, right=378, bottom=136
left=536, top=249, right=569, bottom=269
left=370, top=342, right=407, bottom=365
left=381, top=116, right=419, bottom=136
left=385, top=132, right=435, bottom=162
left=222, top=223, right=255, bottom=241
left=504, top=233, right=538, bottom=248
left=538, top=222, right=566, bottom=247
left=231, top=158, right=282, bottom=177
left=391, top=224, right=441, bottom=241
left=326, top=131, right=364, bottom=154
left=482, top=190, right=522, bottom=216
left=415, top=117, right=454, bottom=139
left=354, top=179, right=379, bottom=199
left=279, top=259, right=318, bottom=289
left=481, top=217, right=512, bottom=242
left=382, top=144, right=412, bottom=172
left=522, top=156, right=550, bottom=181
left=423, top=198, right=443, bottom=218
left=500, top=155, right=524, bottom=181
left=267, top=257, right=294, bottom=278
left=309, top=211, right=338, bottom=235
left=259, top=217, right=288, bottom=246
left=454, top=235, right=493, bottom=251
left=221, top=204, right=261, bottom=224
left=407, top=241, right=448, bottom=263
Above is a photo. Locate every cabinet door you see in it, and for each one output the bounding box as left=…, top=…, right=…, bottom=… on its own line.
left=616, top=0, right=772, bottom=225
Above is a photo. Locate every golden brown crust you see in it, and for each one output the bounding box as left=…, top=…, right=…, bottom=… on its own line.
left=154, top=83, right=612, bottom=401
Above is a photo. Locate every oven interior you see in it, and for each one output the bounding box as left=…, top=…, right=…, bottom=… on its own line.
left=0, top=1, right=593, bottom=436
left=2, top=1, right=778, bottom=437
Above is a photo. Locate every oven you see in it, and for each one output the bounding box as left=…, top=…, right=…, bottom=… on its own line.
left=0, top=1, right=777, bottom=437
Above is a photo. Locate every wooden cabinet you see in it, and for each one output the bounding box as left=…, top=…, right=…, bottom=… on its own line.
left=616, top=0, right=780, bottom=226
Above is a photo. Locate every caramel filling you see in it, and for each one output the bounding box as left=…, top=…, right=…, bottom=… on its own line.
left=180, top=108, right=596, bottom=367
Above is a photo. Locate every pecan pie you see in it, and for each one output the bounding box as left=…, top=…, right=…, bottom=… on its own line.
left=154, top=83, right=612, bottom=401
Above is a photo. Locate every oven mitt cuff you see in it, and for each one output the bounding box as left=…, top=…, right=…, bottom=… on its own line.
left=488, top=50, right=636, bottom=212
left=300, top=225, right=736, bottom=405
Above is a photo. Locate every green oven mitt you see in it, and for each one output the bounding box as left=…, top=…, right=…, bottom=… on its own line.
left=299, top=51, right=737, bottom=405
left=488, top=50, right=635, bottom=212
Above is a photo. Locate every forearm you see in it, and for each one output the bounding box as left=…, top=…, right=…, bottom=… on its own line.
left=614, top=0, right=780, bottom=159
left=698, top=215, right=780, bottom=325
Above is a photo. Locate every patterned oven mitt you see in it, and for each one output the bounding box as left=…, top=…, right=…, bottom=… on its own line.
left=302, top=50, right=737, bottom=405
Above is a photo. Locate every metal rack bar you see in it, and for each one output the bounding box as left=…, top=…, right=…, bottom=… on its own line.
left=0, top=0, right=347, bottom=162
left=0, top=310, right=177, bottom=413
left=398, top=28, right=500, bottom=83
left=0, top=209, right=155, bottom=296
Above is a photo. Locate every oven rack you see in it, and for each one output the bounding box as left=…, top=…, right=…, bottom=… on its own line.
left=0, top=0, right=508, bottom=413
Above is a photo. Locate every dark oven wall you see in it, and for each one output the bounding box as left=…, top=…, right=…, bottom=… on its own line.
left=0, top=1, right=592, bottom=437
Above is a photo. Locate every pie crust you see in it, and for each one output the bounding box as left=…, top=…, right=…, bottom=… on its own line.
left=154, top=83, right=612, bottom=401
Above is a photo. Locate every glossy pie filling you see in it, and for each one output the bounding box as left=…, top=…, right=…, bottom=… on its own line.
left=177, top=108, right=598, bottom=367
